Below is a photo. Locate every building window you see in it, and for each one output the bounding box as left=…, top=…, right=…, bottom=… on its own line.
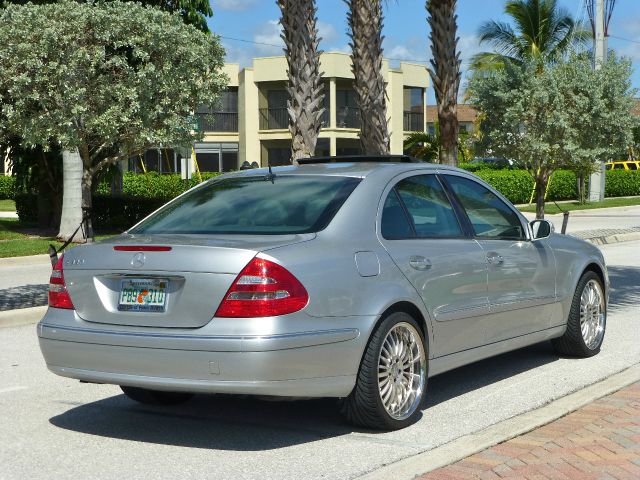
left=196, top=87, right=239, bottom=132
left=128, top=148, right=177, bottom=174
left=336, top=89, right=360, bottom=128
left=403, top=87, right=424, bottom=131
left=194, top=143, right=239, bottom=173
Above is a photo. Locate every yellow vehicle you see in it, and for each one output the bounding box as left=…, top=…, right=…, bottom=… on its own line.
left=605, top=160, right=640, bottom=171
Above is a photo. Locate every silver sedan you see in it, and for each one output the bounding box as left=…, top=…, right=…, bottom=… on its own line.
left=38, top=160, right=608, bottom=430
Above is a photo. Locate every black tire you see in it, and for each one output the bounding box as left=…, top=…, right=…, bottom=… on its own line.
left=120, top=386, right=194, bottom=406
left=339, top=311, right=428, bottom=430
left=552, top=271, right=606, bottom=358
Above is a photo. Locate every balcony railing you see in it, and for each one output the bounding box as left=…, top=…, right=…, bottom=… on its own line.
left=195, top=112, right=238, bottom=132
left=404, top=111, right=424, bottom=132
left=260, top=107, right=288, bottom=130
left=260, top=107, right=330, bottom=130
left=336, top=106, right=360, bottom=128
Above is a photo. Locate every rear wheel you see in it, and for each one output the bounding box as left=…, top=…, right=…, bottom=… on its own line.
left=340, top=312, right=427, bottom=430
left=120, top=386, right=194, bottom=406
left=552, top=271, right=606, bottom=357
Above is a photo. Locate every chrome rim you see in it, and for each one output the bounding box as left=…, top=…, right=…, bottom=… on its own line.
left=580, top=279, right=605, bottom=350
left=377, top=322, right=426, bottom=421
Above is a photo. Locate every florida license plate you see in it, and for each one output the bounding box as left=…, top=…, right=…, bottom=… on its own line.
left=118, top=278, right=168, bottom=312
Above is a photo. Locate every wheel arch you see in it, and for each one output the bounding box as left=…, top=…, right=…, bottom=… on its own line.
left=582, top=262, right=607, bottom=298
left=377, top=301, right=431, bottom=356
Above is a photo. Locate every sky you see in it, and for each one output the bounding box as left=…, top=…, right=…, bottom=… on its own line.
left=208, top=0, right=640, bottom=104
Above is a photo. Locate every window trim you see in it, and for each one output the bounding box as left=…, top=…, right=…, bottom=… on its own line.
left=380, top=173, right=469, bottom=241
left=440, top=173, right=529, bottom=242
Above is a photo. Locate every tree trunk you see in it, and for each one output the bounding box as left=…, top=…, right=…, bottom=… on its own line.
left=535, top=175, right=547, bottom=219
left=427, top=0, right=461, bottom=166
left=278, top=0, right=325, bottom=164
left=57, top=149, right=85, bottom=242
left=81, top=169, right=94, bottom=242
left=347, top=0, right=390, bottom=155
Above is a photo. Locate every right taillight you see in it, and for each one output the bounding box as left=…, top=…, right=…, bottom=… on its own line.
left=48, top=254, right=74, bottom=310
left=215, top=257, right=309, bottom=318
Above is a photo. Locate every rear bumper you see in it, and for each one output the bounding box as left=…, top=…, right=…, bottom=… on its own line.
left=38, top=308, right=375, bottom=397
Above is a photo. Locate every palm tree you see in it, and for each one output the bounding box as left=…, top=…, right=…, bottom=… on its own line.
left=427, top=0, right=461, bottom=166
left=471, top=0, right=590, bottom=71
left=346, top=0, right=390, bottom=155
left=404, top=128, right=472, bottom=163
left=277, top=0, right=325, bottom=164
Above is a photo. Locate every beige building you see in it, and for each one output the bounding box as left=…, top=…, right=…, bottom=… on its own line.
left=184, top=52, right=430, bottom=174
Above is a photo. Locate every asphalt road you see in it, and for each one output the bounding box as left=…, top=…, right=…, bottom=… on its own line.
left=1, top=241, right=639, bottom=480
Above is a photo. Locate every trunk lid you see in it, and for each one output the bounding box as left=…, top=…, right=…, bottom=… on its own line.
left=61, top=233, right=314, bottom=328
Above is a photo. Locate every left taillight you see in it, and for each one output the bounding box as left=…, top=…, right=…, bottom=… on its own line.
left=48, top=254, right=74, bottom=310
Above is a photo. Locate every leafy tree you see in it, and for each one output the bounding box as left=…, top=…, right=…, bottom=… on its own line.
left=1, top=0, right=212, bottom=32
left=278, top=0, right=325, bottom=163
left=0, top=1, right=227, bottom=239
left=469, top=53, right=636, bottom=219
left=471, top=0, right=590, bottom=72
left=427, top=0, right=461, bottom=166
left=346, top=0, right=390, bottom=155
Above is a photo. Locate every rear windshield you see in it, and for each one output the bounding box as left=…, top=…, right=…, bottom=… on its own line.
left=129, top=175, right=361, bottom=235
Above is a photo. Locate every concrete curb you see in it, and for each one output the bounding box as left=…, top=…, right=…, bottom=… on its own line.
left=357, top=363, right=640, bottom=480
left=583, top=231, right=640, bottom=246
left=0, top=305, right=47, bottom=328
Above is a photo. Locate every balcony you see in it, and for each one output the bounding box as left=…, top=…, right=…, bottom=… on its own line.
left=260, top=107, right=330, bottom=130
left=260, top=107, right=288, bottom=130
left=195, top=112, right=238, bottom=132
left=404, top=111, right=424, bottom=132
left=336, top=106, right=360, bottom=128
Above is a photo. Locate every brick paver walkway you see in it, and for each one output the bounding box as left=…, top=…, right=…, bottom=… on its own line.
left=417, top=382, right=640, bottom=480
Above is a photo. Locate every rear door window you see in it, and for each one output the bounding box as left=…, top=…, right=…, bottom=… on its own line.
left=130, top=175, right=361, bottom=235
left=444, top=175, right=525, bottom=240
left=388, top=175, right=463, bottom=238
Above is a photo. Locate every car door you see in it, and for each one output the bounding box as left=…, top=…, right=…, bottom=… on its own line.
left=377, top=173, right=490, bottom=357
left=442, top=174, right=558, bottom=343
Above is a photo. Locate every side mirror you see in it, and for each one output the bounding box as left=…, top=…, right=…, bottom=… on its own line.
left=530, top=219, right=553, bottom=240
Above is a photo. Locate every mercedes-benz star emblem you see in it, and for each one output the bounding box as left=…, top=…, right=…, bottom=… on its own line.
left=131, top=252, right=146, bottom=268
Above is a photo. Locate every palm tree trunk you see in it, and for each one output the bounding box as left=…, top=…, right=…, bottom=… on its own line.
left=57, top=148, right=85, bottom=242
left=278, top=0, right=325, bottom=164
left=347, top=0, right=390, bottom=155
left=427, top=0, right=461, bottom=166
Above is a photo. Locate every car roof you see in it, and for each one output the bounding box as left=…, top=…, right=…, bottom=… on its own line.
left=225, top=162, right=462, bottom=179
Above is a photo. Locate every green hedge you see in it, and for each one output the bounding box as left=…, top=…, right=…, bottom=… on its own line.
left=605, top=169, right=640, bottom=197
left=16, top=193, right=169, bottom=230
left=0, top=175, right=16, bottom=200
left=95, top=171, right=222, bottom=197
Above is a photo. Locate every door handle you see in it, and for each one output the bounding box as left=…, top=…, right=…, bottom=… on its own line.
left=409, top=256, right=431, bottom=271
left=486, top=252, right=504, bottom=266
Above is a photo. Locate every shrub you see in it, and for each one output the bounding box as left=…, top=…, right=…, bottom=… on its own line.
left=474, top=169, right=534, bottom=204
left=95, top=172, right=222, bottom=197
left=14, top=193, right=38, bottom=223
left=92, top=195, right=169, bottom=231
left=605, top=170, right=640, bottom=197
left=0, top=175, right=16, bottom=200
left=546, top=170, right=578, bottom=201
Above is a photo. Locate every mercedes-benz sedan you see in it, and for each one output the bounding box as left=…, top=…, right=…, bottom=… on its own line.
left=38, top=159, right=608, bottom=430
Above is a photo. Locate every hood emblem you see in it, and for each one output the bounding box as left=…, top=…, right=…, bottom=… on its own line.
left=131, top=252, right=146, bottom=268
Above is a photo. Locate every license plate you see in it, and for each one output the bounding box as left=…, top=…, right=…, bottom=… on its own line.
left=118, top=278, right=168, bottom=312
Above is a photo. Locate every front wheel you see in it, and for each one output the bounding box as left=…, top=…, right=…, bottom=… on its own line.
left=120, top=386, right=194, bottom=406
left=340, top=312, right=427, bottom=430
left=552, top=271, right=606, bottom=357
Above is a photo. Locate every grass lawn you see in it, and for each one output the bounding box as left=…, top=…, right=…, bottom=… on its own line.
left=0, top=199, right=16, bottom=211
left=0, top=218, right=117, bottom=258
left=518, top=196, right=640, bottom=215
